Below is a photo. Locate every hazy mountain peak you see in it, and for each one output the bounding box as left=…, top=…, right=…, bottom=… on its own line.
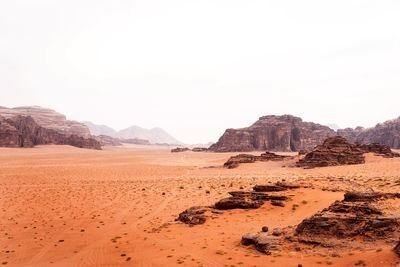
left=83, top=122, right=183, bottom=145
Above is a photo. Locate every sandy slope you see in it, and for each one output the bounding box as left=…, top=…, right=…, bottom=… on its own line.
left=1, top=145, right=400, bottom=266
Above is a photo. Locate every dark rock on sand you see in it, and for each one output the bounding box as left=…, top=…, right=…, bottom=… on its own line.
left=176, top=206, right=212, bottom=225
left=241, top=232, right=283, bottom=254
left=224, top=152, right=293, bottom=169
left=171, top=147, right=190, bottom=153
left=214, top=197, right=263, bottom=210
left=296, top=136, right=365, bottom=168
left=253, top=182, right=300, bottom=192
left=295, top=192, right=400, bottom=246
left=192, top=147, right=208, bottom=152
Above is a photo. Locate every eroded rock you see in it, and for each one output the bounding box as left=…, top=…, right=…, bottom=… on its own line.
left=296, top=136, right=365, bottom=168
left=0, top=115, right=101, bottom=149
left=214, top=197, right=263, bottom=210
left=253, top=182, right=300, bottom=192
left=224, top=152, right=293, bottom=168
left=241, top=232, right=283, bottom=254
left=176, top=206, right=214, bottom=225
left=209, top=115, right=336, bottom=152
left=295, top=192, right=400, bottom=246
left=297, top=136, right=400, bottom=168
left=192, top=147, right=208, bottom=152
left=171, top=147, right=190, bottom=153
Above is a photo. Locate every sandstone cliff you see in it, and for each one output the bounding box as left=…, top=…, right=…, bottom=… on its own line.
left=209, top=115, right=336, bottom=152
left=0, top=106, right=91, bottom=138
left=0, top=115, right=101, bottom=149
left=338, top=117, right=400, bottom=149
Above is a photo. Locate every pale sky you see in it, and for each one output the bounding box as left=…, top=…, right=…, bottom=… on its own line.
left=1, top=0, right=400, bottom=144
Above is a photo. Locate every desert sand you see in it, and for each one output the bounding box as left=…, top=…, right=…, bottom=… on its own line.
left=1, top=145, right=400, bottom=266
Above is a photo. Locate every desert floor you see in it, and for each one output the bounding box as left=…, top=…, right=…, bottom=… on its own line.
left=1, top=145, right=400, bottom=267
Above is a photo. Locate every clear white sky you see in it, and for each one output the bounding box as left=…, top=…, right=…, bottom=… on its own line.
left=1, top=0, right=399, bottom=144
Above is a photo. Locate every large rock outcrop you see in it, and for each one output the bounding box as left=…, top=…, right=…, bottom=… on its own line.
left=295, top=192, right=400, bottom=246
left=296, top=136, right=366, bottom=168
left=0, top=106, right=91, bottom=138
left=209, top=114, right=400, bottom=152
left=242, top=191, right=400, bottom=254
left=209, top=115, right=336, bottom=152
left=338, top=117, right=400, bottom=149
left=296, top=136, right=399, bottom=168
left=223, top=152, right=293, bottom=169
left=0, top=115, right=101, bottom=149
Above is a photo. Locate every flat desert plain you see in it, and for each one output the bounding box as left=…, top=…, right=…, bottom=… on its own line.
left=1, top=145, right=400, bottom=267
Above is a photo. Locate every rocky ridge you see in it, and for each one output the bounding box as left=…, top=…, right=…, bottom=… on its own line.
left=209, top=115, right=336, bottom=152
left=210, top=114, right=400, bottom=152
left=338, top=116, right=400, bottom=149
left=0, top=106, right=91, bottom=138
left=0, top=115, right=101, bottom=149
left=297, top=136, right=399, bottom=169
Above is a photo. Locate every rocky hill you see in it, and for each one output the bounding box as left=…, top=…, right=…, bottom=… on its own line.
left=0, top=115, right=101, bottom=149
left=209, top=115, right=336, bottom=152
left=210, top=115, right=400, bottom=152
left=0, top=106, right=91, bottom=138
left=83, top=121, right=118, bottom=137
left=338, top=117, right=400, bottom=149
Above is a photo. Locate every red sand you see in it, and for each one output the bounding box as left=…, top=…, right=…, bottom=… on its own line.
left=1, top=144, right=400, bottom=266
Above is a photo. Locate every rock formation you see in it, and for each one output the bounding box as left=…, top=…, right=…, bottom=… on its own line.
left=0, top=115, right=101, bottom=149
left=241, top=232, right=283, bottom=255
left=171, top=147, right=190, bottom=153
left=224, top=151, right=293, bottom=169
left=295, top=192, right=400, bottom=246
left=176, top=182, right=295, bottom=225
left=253, top=182, right=300, bottom=192
left=357, top=143, right=400, bottom=158
left=209, top=115, right=336, bottom=152
left=176, top=206, right=221, bottom=225
left=296, top=136, right=365, bottom=168
left=242, top=191, right=400, bottom=255
left=296, top=136, right=399, bottom=168
left=0, top=106, right=91, bottom=138
left=393, top=240, right=400, bottom=257
left=338, top=117, right=400, bottom=149
left=192, top=147, right=208, bottom=152
left=210, top=114, right=400, bottom=152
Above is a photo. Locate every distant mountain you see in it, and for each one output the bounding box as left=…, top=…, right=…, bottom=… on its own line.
left=117, top=126, right=182, bottom=145
left=83, top=122, right=183, bottom=145
left=83, top=121, right=118, bottom=137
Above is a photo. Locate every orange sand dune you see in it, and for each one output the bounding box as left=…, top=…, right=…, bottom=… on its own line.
left=1, top=145, right=400, bottom=266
